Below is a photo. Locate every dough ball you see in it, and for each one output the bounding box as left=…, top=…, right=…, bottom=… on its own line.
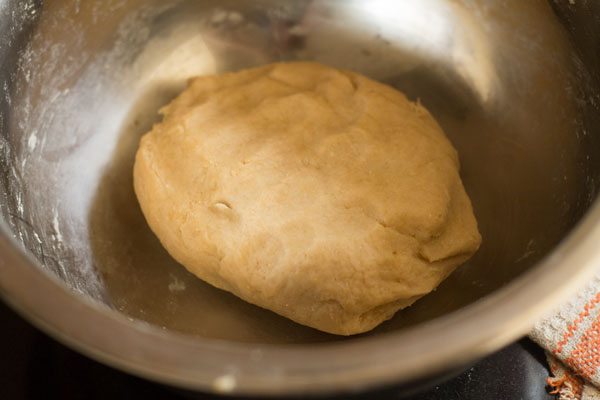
left=133, top=62, right=481, bottom=335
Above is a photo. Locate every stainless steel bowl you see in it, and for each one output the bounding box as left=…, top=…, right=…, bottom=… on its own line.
left=1, top=0, right=600, bottom=396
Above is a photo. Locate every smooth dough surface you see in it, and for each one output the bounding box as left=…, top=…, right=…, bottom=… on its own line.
left=134, top=62, right=481, bottom=335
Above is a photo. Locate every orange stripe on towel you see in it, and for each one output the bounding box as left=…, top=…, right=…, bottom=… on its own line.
left=565, top=311, right=600, bottom=380
left=554, top=292, right=600, bottom=355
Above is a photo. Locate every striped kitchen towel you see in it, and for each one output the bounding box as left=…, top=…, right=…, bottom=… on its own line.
left=530, top=271, right=600, bottom=400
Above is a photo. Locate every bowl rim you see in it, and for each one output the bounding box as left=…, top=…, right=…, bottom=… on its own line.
left=0, top=197, right=599, bottom=395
